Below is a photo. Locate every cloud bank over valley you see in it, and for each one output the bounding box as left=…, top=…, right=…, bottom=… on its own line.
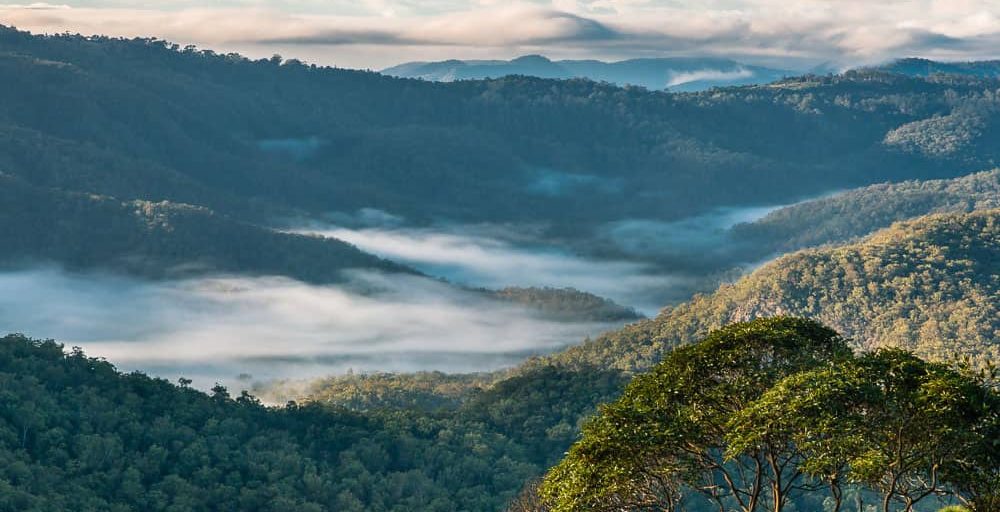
left=0, top=267, right=622, bottom=390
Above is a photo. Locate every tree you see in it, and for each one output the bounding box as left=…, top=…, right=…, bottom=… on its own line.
left=540, top=317, right=851, bottom=512
left=735, top=350, right=996, bottom=512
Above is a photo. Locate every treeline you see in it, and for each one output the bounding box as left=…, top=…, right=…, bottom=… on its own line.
left=537, top=318, right=1000, bottom=512
left=3, top=322, right=993, bottom=512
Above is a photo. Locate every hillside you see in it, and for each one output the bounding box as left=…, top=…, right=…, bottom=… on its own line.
left=381, top=55, right=789, bottom=91
left=0, top=174, right=409, bottom=281
left=551, top=209, right=1000, bottom=372
left=0, top=334, right=624, bottom=511
left=4, top=25, right=1000, bottom=243
left=730, top=168, right=1000, bottom=257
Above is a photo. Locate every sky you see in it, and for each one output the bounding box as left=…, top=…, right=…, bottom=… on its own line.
left=1, top=0, right=999, bottom=70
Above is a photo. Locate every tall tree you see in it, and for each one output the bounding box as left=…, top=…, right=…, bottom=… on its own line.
left=539, top=317, right=851, bottom=512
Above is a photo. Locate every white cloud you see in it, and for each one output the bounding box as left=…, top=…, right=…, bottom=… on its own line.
left=666, top=67, right=754, bottom=87
left=1, top=1, right=998, bottom=69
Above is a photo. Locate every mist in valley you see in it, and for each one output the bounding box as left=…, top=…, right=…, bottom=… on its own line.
left=299, top=201, right=801, bottom=314
left=0, top=267, right=623, bottom=391
left=0, top=202, right=825, bottom=391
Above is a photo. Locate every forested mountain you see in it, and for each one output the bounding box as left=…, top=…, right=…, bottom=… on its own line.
left=0, top=335, right=624, bottom=511
left=0, top=174, right=409, bottom=281
left=730, top=168, right=1000, bottom=257
left=4, top=25, right=1000, bottom=242
left=381, top=55, right=789, bottom=91
left=552, top=209, right=1000, bottom=372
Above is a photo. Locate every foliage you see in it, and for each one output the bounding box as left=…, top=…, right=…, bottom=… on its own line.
left=549, top=209, right=1000, bottom=372
left=540, top=322, right=999, bottom=512
left=539, top=318, right=851, bottom=512
left=257, top=371, right=494, bottom=412
left=0, top=334, right=619, bottom=511
left=731, top=168, right=1000, bottom=258
left=3, top=26, right=1000, bottom=245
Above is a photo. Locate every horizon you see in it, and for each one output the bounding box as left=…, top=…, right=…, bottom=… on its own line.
left=1, top=22, right=995, bottom=76
left=2, top=1, right=999, bottom=71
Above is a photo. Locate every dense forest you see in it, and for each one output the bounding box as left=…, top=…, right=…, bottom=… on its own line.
left=551, top=209, right=1000, bottom=372
left=262, top=208, right=1000, bottom=510
left=0, top=334, right=627, bottom=511
left=487, top=287, right=642, bottom=322
left=3, top=321, right=993, bottom=512
left=729, top=168, right=1000, bottom=260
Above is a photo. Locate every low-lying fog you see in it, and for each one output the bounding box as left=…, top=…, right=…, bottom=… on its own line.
left=297, top=203, right=792, bottom=313
left=3, top=201, right=814, bottom=392
left=302, top=224, right=682, bottom=314
left=1, top=267, right=620, bottom=390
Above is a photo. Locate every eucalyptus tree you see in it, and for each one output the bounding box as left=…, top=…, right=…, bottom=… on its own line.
left=731, top=350, right=997, bottom=512
left=539, top=317, right=851, bottom=512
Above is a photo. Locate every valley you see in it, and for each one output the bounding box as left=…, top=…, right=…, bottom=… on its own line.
left=0, top=21, right=998, bottom=512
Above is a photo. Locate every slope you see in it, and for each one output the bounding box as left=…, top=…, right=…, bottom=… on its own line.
left=552, top=209, right=1000, bottom=372
left=730, top=168, right=1000, bottom=257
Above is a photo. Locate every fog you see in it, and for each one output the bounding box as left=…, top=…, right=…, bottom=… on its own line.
left=0, top=267, right=622, bottom=390
left=666, top=68, right=755, bottom=88
left=300, top=203, right=796, bottom=312
left=298, top=224, right=684, bottom=314
left=2, top=202, right=828, bottom=391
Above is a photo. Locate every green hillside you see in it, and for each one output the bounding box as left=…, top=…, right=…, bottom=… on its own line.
left=732, top=168, right=1000, bottom=257
left=553, top=209, right=1000, bottom=372
left=0, top=334, right=623, bottom=511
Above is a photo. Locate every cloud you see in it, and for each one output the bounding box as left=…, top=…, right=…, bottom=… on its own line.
left=2, top=1, right=999, bottom=69
left=0, top=267, right=622, bottom=388
left=666, top=67, right=754, bottom=88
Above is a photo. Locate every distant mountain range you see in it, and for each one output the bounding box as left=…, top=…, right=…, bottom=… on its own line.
left=383, top=55, right=1000, bottom=91
left=381, top=55, right=792, bottom=91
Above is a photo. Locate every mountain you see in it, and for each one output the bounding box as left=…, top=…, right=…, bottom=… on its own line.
left=6, top=25, right=1000, bottom=251
left=0, top=174, right=410, bottom=281
left=381, top=55, right=791, bottom=91
left=552, top=209, right=1000, bottom=372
